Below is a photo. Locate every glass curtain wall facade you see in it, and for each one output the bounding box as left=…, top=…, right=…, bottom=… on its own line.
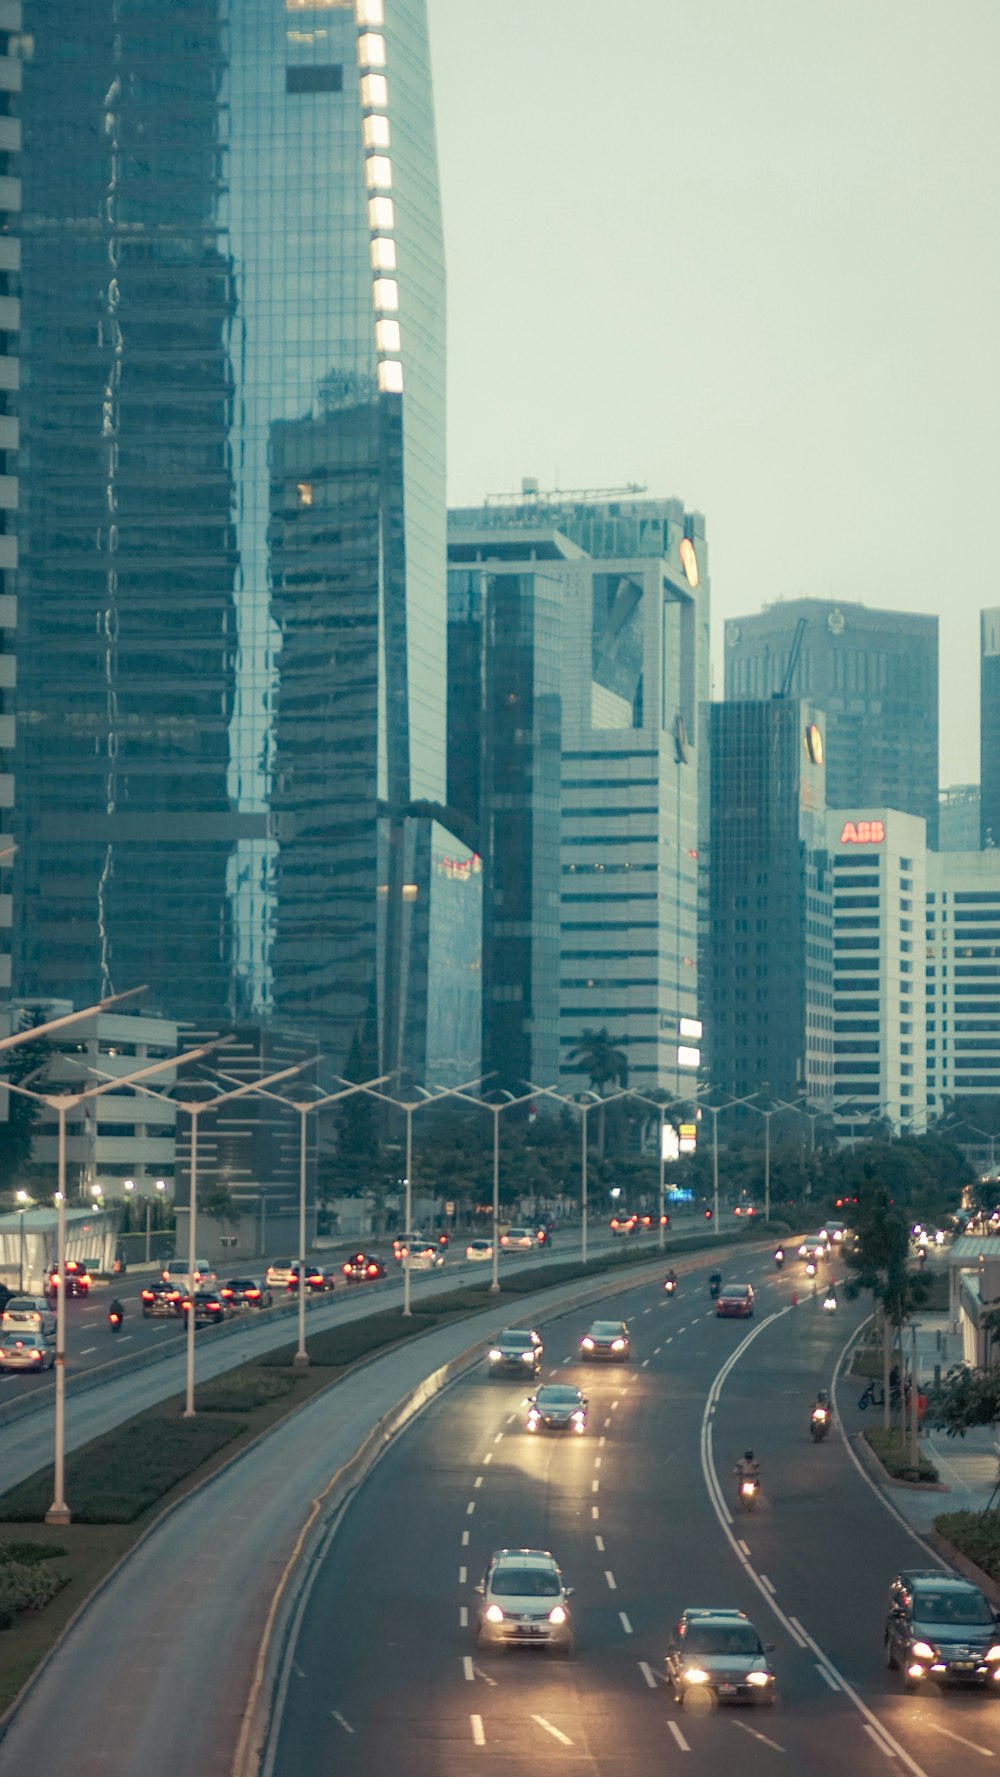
left=12, top=0, right=446, bottom=1085
left=981, top=609, right=1000, bottom=850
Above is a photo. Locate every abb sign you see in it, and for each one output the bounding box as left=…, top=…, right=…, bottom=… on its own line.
left=839, top=820, right=885, bottom=845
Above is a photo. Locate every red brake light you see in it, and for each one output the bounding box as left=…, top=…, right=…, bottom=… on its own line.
left=342, top=1264, right=351, bottom=1275
left=367, top=1265, right=378, bottom=1276
left=141, top=1290, right=154, bottom=1301
left=247, top=1288, right=260, bottom=1298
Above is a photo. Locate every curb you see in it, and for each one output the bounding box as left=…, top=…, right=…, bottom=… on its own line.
left=928, top=1530, right=1000, bottom=1606
left=851, top=1430, right=947, bottom=1492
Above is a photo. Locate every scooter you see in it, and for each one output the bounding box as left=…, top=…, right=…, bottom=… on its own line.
left=709, top=1276, right=722, bottom=1300
left=810, top=1406, right=831, bottom=1442
left=805, top=1259, right=817, bottom=1278
left=823, top=1290, right=838, bottom=1312
left=774, top=1247, right=785, bottom=1269
left=664, top=1277, right=678, bottom=1297
left=737, top=1476, right=760, bottom=1513
left=108, top=1309, right=123, bottom=1334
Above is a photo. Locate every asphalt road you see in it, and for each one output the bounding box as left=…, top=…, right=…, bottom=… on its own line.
left=268, top=1251, right=997, bottom=1777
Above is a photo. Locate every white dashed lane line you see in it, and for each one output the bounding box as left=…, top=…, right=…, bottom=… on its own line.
left=594, top=1456, right=602, bottom=1469
left=459, top=1565, right=467, bottom=1584
left=592, top=1505, right=599, bottom=1520
left=471, top=1714, right=485, bottom=1746
left=473, top=1476, right=483, bottom=1488
left=493, top=1432, right=503, bottom=1443
left=667, top=1720, right=691, bottom=1752
left=462, top=1530, right=470, bottom=1546
left=816, top=1662, right=840, bottom=1691
left=619, top=1612, right=633, bottom=1634
left=760, top=1573, right=776, bottom=1595
left=604, top=1571, right=617, bottom=1590
left=331, top=1712, right=355, bottom=1734
left=611, top=1399, right=619, bottom=1410
left=459, top=1606, right=468, bottom=1627
left=533, top=1716, right=573, bottom=1746
left=591, top=1479, right=600, bottom=1493
left=927, top=1722, right=996, bottom=1758
left=733, top=1719, right=784, bottom=1754
left=595, top=1534, right=605, bottom=1551
left=641, top=1358, right=650, bottom=1368
left=482, top=1453, right=492, bottom=1465
left=462, top=1657, right=475, bottom=1682
left=466, top=1502, right=476, bottom=1515
left=638, top=1662, right=658, bottom=1689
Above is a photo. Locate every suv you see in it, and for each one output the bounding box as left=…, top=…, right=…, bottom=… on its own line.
left=140, top=1280, right=183, bottom=1318
left=487, top=1328, right=543, bottom=1377
left=45, top=1257, right=92, bottom=1297
left=265, top=1258, right=297, bottom=1288
left=162, top=1258, right=216, bottom=1291
left=885, top=1570, right=1000, bottom=1690
left=474, top=1549, right=574, bottom=1654
left=666, top=1608, right=776, bottom=1706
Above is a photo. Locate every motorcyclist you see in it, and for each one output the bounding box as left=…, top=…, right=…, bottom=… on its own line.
left=811, top=1388, right=831, bottom=1419
left=108, top=1297, right=124, bottom=1329
left=665, top=1268, right=678, bottom=1292
left=774, top=1246, right=785, bottom=1268
left=734, top=1449, right=760, bottom=1487
left=709, top=1270, right=722, bottom=1297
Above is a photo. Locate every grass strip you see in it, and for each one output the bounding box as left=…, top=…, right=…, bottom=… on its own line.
left=864, top=1428, right=939, bottom=1484
left=934, top=1511, right=1000, bottom=1586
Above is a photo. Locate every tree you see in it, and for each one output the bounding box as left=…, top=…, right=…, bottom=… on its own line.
left=929, top=1362, right=1000, bottom=1443
left=843, top=1163, right=931, bottom=1428
left=201, top=1185, right=242, bottom=1241
left=567, top=1027, right=629, bottom=1157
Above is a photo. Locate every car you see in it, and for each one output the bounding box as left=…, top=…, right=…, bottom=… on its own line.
left=796, top=1234, right=830, bottom=1261
left=474, top=1549, right=574, bottom=1654
left=526, top=1385, right=587, bottom=1433
left=392, top=1232, right=428, bottom=1261
left=634, top=1210, right=669, bottom=1232
left=500, top=1227, right=536, bottom=1251
left=341, top=1252, right=387, bottom=1283
left=579, top=1319, right=631, bottom=1361
left=820, top=1219, right=848, bottom=1244
left=288, top=1264, right=337, bottom=1293
left=609, top=1212, right=636, bottom=1236
left=884, top=1570, right=1000, bottom=1690
left=162, top=1257, right=217, bottom=1290
left=487, top=1328, right=544, bottom=1377
left=140, top=1280, right=184, bottom=1318
left=666, top=1608, right=776, bottom=1706
left=401, top=1241, right=445, bottom=1271
left=1, top=1297, right=56, bottom=1341
left=465, top=1239, right=494, bottom=1262
left=219, top=1276, right=274, bottom=1310
left=716, top=1283, right=755, bottom=1318
left=44, top=1257, right=92, bottom=1297
left=179, top=1290, right=232, bottom=1327
left=0, top=1330, right=55, bottom=1372
left=264, top=1258, right=297, bottom=1288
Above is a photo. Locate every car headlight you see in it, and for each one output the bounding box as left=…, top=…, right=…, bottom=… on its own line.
left=911, top=1641, right=936, bottom=1661
left=521, top=1351, right=534, bottom=1362
left=548, top=1605, right=567, bottom=1624
left=582, top=1337, right=595, bottom=1349
left=746, top=1671, right=772, bottom=1687
left=488, top=1349, right=502, bottom=1361
left=683, top=1668, right=710, bottom=1685
left=485, top=1605, right=504, bottom=1623
left=611, top=1338, right=626, bottom=1351
left=985, top=1645, right=1000, bottom=1662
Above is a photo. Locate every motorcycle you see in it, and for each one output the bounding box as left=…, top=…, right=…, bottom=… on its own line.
left=737, top=1476, right=760, bottom=1512
left=108, top=1310, right=123, bottom=1334
left=810, top=1406, right=831, bottom=1442
left=664, top=1277, right=678, bottom=1297
left=858, top=1378, right=906, bottom=1412
left=805, top=1259, right=817, bottom=1278
left=823, top=1290, right=838, bottom=1312
left=774, top=1247, right=785, bottom=1269
left=709, top=1276, right=722, bottom=1300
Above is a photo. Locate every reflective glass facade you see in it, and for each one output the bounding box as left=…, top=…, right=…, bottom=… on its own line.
left=981, top=609, right=1000, bottom=849
left=12, top=0, right=446, bottom=1079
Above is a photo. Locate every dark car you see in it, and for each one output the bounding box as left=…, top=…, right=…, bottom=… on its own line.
left=218, top=1277, right=274, bottom=1310
left=716, top=1283, right=755, bottom=1319
left=579, top=1319, right=631, bottom=1361
left=885, top=1570, right=1000, bottom=1690
left=487, top=1328, right=543, bottom=1377
left=526, top=1384, right=587, bottom=1433
left=140, top=1280, right=183, bottom=1319
left=180, top=1290, right=232, bottom=1327
left=634, top=1211, right=669, bottom=1233
left=341, top=1252, right=387, bottom=1283
left=288, top=1264, right=337, bottom=1293
left=666, top=1608, right=776, bottom=1706
left=45, top=1257, right=93, bottom=1298
left=609, top=1212, right=636, bottom=1237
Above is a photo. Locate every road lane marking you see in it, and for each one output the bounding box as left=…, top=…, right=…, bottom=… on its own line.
left=667, top=1720, right=690, bottom=1752
left=483, top=1453, right=492, bottom=1465
left=927, top=1723, right=995, bottom=1758
left=475, top=1668, right=498, bottom=1687
left=459, top=1566, right=467, bottom=1584
left=562, top=1355, right=572, bottom=1364
left=506, top=1413, right=516, bottom=1424
left=592, top=1506, right=599, bottom=1520
left=691, top=1315, right=701, bottom=1324
left=474, top=1475, right=483, bottom=1488
left=80, top=1346, right=96, bottom=1355
left=595, top=1535, right=605, bottom=1551
left=639, top=1661, right=657, bottom=1688
left=654, top=1347, right=661, bottom=1355
left=460, top=1606, right=468, bottom=1627
left=117, top=1334, right=132, bottom=1343
left=462, top=1530, right=470, bottom=1546
left=591, top=1479, right=599, bottom=1493
left=643, top=1306, right=652, bottom=1314
left=331, top=1712, right=354, bottom=1734
left=599, top=1435, right=606, bottom=1446
left=737, top=1539, right=750, bottom=1556
left=605, top=1570, right=617, bottom=1589
left=494, top=1431, right=503, bottom=1443
left=641, top=1358, right=650, bottom=1368
left=611, top=1399, right=619, bottom=1409
left=533, top=1716, right=572, bottom=1746
left=665, top=1336, right=673, bottom=1344
left=466, top=1501, right=476, bottom=1515
left=733, top=1719, right=784, bottom=1754
left=471, top=1714, right=485, bottom=1746
left=815, top=1662, right=840, bottom=1691
left=463, top=1656, right=475, bottom=1681
left=594, top=1456, right=602, bottom=1469
left=864, top=1724, right=898, bottom=1759
left=619, top=1611, right=633, bottom=1634
left=759, top=1573, right=776, bottom=1595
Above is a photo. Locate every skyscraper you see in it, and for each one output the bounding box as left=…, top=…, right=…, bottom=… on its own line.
left=11, top=0, right=448, bottom=1085
left=981, top=608, right=1000, bottom=849
left=0, top=7, right=19, bottom=1002
left=724, top=599, right=939, bottom=846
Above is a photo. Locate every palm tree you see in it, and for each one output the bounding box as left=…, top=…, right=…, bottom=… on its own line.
left=567, top=1027, right=629, bottom=1157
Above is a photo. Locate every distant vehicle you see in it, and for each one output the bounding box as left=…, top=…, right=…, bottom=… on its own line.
left=634, top=1210, right=669, bottom=1232
left=162, top=1258, right=216, bottom=1291
left=609, top=1212, right=636, bottom=1237
left=402, top=1241, right=445, bottom=1272
left=44, top=1258, right=92, bottom=1298
left=665, top=1608, right=776, bottom=1706
left=0, top=1331, right=55, bottom=1371
left=1, top=1297, right=56, bottom=1341
left=140, top=1280, right=183, bottom=1318
left=264, top=1258, right=297, bottom=1289
left=474, top=1549, right=574, bottom=1654
left=341, top=1252, right=387, bottom=1283
left=500, top=1228, right=535, bottom=1251
left=716, top=1283, right=755, bottom=1319
left=487, top=1329, right=543, bottom=1377
left=797, top=1235, right=830, bottom=1261
left=392, top=1233, right=428, bottom=1261
left=579, top=1319, right=630, bottom=1361
left=180, top=1291, right=231, bottom=1328
left=526, top=1385, right=587, bottom=1434
left=466, top=1239, right=494, bottom=1262
left=288, top=1264, right=337, bottom=1293
left=219, top=1277, right=274, bottom=1310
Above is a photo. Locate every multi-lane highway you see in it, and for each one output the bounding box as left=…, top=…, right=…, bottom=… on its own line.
left=268, top=1249, right=994, bottom=1777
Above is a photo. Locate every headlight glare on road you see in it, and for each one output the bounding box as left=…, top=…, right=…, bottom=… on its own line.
left=911, top=1641, right=936, bottom=1661
left=548, top=1605, right=567, bottom=1624
left=746, top=1671, right=771, bottom=1687
left=485, top=1604, right=504, bottom=1623
left=683, top=1668, right=710, bottom=1685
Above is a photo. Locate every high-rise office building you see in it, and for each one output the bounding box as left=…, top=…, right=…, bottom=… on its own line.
left=11, top=0, right=450, bottom=1093
left=926, top=847, right=1000, bottom=1116
left=981, top=609, right=1000, bottom=848
left=448, top=491, right=709, bottom=1095
left=938, top=784, right=981, bottom=852
left=0, top=4, right=20, bottom=1000
left=725, top=600, right=939, bottom=846
left=707, top=700, right=833, bottom=1105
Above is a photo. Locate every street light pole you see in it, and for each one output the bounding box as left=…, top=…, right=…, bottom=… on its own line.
left=527, top=1085, right=626, bottom=1265
left=763, top=1108, right=772, bottom=1224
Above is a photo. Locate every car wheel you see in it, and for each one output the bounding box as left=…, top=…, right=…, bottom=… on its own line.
left=884, top=1636, right=896, bottom=1671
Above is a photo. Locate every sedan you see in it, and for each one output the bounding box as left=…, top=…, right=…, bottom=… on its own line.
left=45, top=1258, right=92, bottom=1297
left=219, top=1277, right=274, bottom=1310
left=465, top=1239, right=494, bottom=1262
left=716, top=1283, right=755, bottom=1319
left=609, top=1213, right=636, bottom=1237
left=140, top=1280, right=184, bottom=1318
left=634, top=1211, right=669, bottom=1232
left=401, top=1242, right=445, bottom=1272
left=579, top=1319, right=631, bottom=1361
left=488, top=1330, right=543, bottom=1377
left=287, top=1264, right=337, bottom=1294
left=1, top=1298, right=57, bottom=1340
left=474, top=1549, right=574, bottom=1653
left=500, top=1227, right=536, bottom=1251
left=0, top=1331, right=55, bottom=1372
left=180, top=1291, right=232, bottom=1327
left=265, top=1258, right=297, bottom=1289
left=526, top=1385, right=587, bottom=1433
left=885, top=1570, right=1000, bottom=1690
left=666, top=1608, right=776, bottom=1706
left=341, top=1252, right=387, bottom=1283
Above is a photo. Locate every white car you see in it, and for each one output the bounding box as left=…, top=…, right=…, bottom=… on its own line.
left=500, top=1227, right=535, bottom=1251
left=403, top=1242, right=445, bottom=1271
left=0, top=1330, right=55, bottom=1371
left=474, top=1549, right=574, bottom=1654
left=264, top=1258, right=297, bottom=1288
left=162, top=1257, right=217, bottom=1290
left=797, top=1234, right=830, bottom=1261
left=1, top=1297, right=56, bottom=1341
left=466, top=1239, right=494, bottom=1262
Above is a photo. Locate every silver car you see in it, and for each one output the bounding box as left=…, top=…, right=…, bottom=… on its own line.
left=474, top=1549, right=574, bottom=1654
left=1, top=1297, right=56, bottom=1341
left=0, top=1330, right=55, bottom=1371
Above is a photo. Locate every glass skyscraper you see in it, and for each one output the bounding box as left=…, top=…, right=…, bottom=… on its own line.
left=11, top=0, right=448, bottom=1083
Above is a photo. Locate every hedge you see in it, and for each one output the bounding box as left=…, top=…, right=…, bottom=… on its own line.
left=0, top=1415, right=244, bottom=1524
left=935, top=1511, right=1000, bottom=1586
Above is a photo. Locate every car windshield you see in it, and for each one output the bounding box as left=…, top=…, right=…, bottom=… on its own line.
left=916, top=1590, right=994, bottom=1626
left=685, top=1624, right=761, bottom=1656
left=491, top=1568, right=560, bottom=1597
left=591, top=1322, right=623, bottom=1336
left=536, top=1388, right=580, bottom=1406
left=722, top=1286, right=750, bottom=1297
left=504, top=1330, right=533, bottom=1342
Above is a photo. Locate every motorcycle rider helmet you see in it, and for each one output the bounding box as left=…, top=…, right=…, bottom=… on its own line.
left=744, top=1449, right=754, bottom=1462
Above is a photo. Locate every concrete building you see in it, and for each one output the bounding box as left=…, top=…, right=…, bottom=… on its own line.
left=706, top=700, right=833, bottom=1105
left=939, top=784, right=982, bottom=852
left=981, top=609, right=1000, bottom=849
left=725, top=600, right=939, bottom=846
left=827, top=808, right=927, bottom=1135
left=926, top=848, right=1000, bottom=1117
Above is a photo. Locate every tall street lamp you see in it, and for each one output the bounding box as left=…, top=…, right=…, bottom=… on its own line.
left=450, top=1087, right=536, bottom=1293
left=15, top=1189, right=28, bottom=1290
left=528, top=1085, right=627, bottom=1267
left=0, top=1036, right=220, bottom=1526
left=625, top=1091, right=673, bottom=1251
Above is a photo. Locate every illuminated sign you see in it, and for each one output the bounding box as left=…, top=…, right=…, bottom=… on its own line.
left=805, top=723, right=824, bottom=766
left=678, top=1017, right=703, bottom=1041
left=677, top=1044, right=701, bottom=1069
left=661, top=1123, right=680, bottom=1163
left=839, top=820, right=885, bottom=846
left=678, top=1122, right=697, bottom=1154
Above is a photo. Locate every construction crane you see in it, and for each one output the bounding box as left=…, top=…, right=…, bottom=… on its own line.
left=774, top=616, right=807, bottom=698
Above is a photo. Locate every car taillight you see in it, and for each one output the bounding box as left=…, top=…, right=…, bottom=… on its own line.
left=367, top=1265, right=378, bottom=1276
left=142, top=1291, right=154, bottom=1302
left=247, top=1289, right=260, bottom=1299
left=342, top=1264, right=351, bottom=1275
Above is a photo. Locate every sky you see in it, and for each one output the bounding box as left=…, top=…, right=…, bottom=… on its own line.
left=428, top=0, right=1000, bottom=787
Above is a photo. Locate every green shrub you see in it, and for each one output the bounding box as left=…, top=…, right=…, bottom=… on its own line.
left=935, top=1511, right=1000, bottom=1585
left=865, top=1428, right=939, bottom=1484
left=0, top=1557, right=68, bottom=1626
left=0, top=1416, right=244, bottom=1524
left=197, top=1369, right=298, bottom=1412
left=0, top=1540, right=67, bottom=1566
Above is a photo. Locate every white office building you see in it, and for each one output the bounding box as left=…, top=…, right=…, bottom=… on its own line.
left=926, top=850, right=1000, bottom=1117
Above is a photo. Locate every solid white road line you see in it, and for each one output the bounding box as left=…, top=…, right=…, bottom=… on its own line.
left=462, top=1656, right=475, bottom=1681
left=667, top=1720, right=690, bottom=1752
left=533, top=1715, right=572, bottom=1746
left=459, top=1565, right=467, bottom=1584
left=605, top=1570, right=617, bottom=1590
left=864, top=1723, right=897, bottom=1759
left=595, top=1535, right=605, bottom=1551
left=331, top=1712, right=355, bottom=1734
left=471, top=1714, right=485, bottom=1746
left=459, top=1606, right=468, bottom=1628
left=732, top=1719, right=784, bottom=1754
left=815, top=1662, right=840, bottom=1691
left=927, top=1723, right=995, bottom=1758
left=638, top=1661, right=657, bottom=1689
left=619, top=1611, right=633, bottom=1634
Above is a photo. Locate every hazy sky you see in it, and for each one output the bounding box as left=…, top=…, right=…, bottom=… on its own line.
left=429, top=0, right=999, bottom=786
